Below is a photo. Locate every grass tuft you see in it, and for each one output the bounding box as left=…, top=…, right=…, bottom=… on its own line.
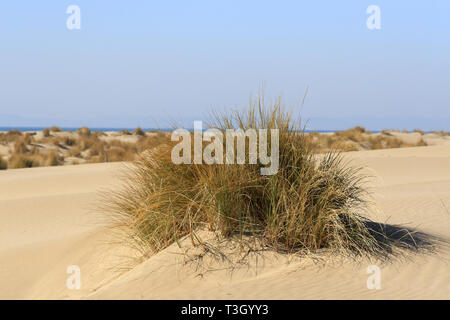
left=0, top=156, right=7, bottom=170
left=134, top=127, right=146, bottom=136
left=102, top=96, right=397, bottom=259
left=77, top=126, right=91, bottom=136
left=50, top=126, right=62, bottom=132
left=8, top=154, right=36, bottom=168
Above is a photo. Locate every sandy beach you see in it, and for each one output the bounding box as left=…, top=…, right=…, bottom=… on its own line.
left=1, top=141, right=449, bottom=300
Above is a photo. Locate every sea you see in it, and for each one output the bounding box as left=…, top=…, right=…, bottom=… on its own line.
left=0, top=127, right=173, bottom=132
left=0, top=127, right=385, bottom=133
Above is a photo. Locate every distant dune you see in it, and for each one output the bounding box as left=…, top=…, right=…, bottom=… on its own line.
left=1, top=127, right=449, bottom=171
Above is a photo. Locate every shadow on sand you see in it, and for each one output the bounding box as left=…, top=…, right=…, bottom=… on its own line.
left=364, top=221, right=445, bottom=257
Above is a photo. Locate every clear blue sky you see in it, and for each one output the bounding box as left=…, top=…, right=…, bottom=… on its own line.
left=0, top=1, right=449, bottom=130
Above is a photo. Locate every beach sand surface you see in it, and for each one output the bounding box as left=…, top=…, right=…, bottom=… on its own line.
left=0, top=146, right=449, bottom=299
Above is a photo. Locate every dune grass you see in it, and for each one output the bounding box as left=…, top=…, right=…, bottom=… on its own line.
left=431, top=130, right=450, bottom=136
left=0, top=156, right=7, bottom=170
left=0, top=130, right=23, bottom=144
left=0, top=127, right=171, bottom=170
left=102, top=96, right=392, bottom=259
left=49, top=126, right=62, bottom=132
left=133, top=127, right=146, bottom=136
left=308, top=127, right=427, bottom=153
left=8, top=148, right=62, bottom=169
left=0, top=123, right=434, bottom=172
left=8, top=154, right=36, bottom=168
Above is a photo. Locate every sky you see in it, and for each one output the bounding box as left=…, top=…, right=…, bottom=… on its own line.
left=0, top=1, right=449, bottom=130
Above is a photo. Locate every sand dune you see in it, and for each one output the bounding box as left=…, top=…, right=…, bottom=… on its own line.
left=0, top=162, right=138, bottom=299
left=1, top=146, right=449, bottom=299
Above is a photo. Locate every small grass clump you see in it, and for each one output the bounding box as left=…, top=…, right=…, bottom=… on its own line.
left=14, top=138, right=29, bottom=154
left=431, top=130, right=449, bottom=137
left=77, top=126, right=91, bottom=136
left=335, top=126, right=366, bottom=143
left=103, top=96, right=388, bottom=259
left=0, top=130, right=22, bottom=145
left=134, top=127, right=146, bottom=136
left=63, top=136, right=76, bottom=146
left=308, top=127, right=427, bottom=153
left=50, top=126, right=62, bottom=132
left=8, top=147, right=63, bottom=168
left=0, top=156, right=7, bottom=170
left=8, top=154, right=36, bottom=168
left=44, top=150, right=62, bottom=166
left=121, top=129, right=132, bottom=135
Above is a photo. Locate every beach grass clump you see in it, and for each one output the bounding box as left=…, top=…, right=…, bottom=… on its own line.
left=77, top=126, right=91, bottom=136
left=103, top=96, right=385, bottom=258
left=8, top=154, right=36, bottom=168
left=0, top=156, right=7, bottom=170
left=134, top=127, right=146, bottom=136
left=335, top=126, right=367, bottom=143
left=14, top=138, right=29, bottom=154
left=8, top=148, right=63, bottom=169
left=63, top=136, right=76, bottom=146
left=42, top=128, right=51, bottom=137
left=69, top=145, right=82, bottom=157
left=121, top=129, right=132, bottom=135
left=43, top=150, right=62, bottom=166
left=50, top=126, right=62, bottom=132
left=0, top=130, right=22, bottom=145
left=431, top=130, right=449, bottom=137
left=309, top=128, right=428, bottom=152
